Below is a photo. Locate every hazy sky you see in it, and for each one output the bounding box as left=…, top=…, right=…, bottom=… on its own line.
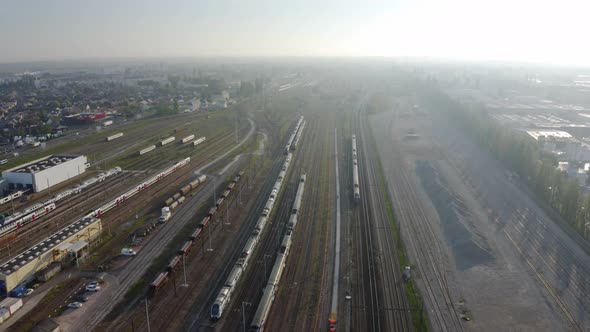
left=1, top=0, right=590, bottom=65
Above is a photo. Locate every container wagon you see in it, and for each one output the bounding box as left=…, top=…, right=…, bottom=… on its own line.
left=182, top=134, right=195, bottom=144
left=148, top=272, right=169, bottom=297
left=139, top=145, right=156, bottom=155
left=106, top=132, right=123, bottom=141
left=166, top=255, right=182, bottom=272
left=180, top=184, right=192, bottom=196
left=193, top=137, right=206, bottom=146
left=160, top=136, right=176, bottom=146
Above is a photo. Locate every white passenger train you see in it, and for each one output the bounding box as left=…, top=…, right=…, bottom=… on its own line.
left=87, top=158, right=189, bottom=218
left=211, top=155, right=294, bottom=321
left=284, top=116, right=305, bottom=154
left=0, top=191, right=24, bottom=206
left=0, top=203, right=56, bottom=237
left=291, top=119, right=305, bottom=151
left=249, top=173, right=306, bottom=331
left=352, top=134, right=360, bottom=201
left=0, top=166, right=122, bottom=238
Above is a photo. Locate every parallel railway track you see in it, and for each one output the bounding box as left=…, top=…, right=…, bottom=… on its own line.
left=382, top=109, right=465, bottom=332
left=357, top=103, right=413, bottom=331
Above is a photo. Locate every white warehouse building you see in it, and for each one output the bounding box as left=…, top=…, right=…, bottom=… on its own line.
left=2, top=155, right=88, bottom=192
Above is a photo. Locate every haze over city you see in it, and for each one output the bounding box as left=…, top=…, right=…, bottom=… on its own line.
left=2, top=0, right=590, bottom=65
left=1, top=1, right=590, bottom=332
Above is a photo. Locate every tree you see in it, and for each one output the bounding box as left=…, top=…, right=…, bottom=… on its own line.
left=255, top=78, right=264, bottom=94
left=239, top=81, right=255, bottom=98
left=173, top=99, right=179, bottom=113
left=421, top=78, right=590, bottom=239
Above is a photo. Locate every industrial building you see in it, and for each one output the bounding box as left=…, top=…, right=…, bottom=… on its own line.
left=1, top=155, right=87, bottom=192
left=0, top=217, right=102, bottom=295
left=64, top=112, right=106, bottom=125
left=526, top=130, right=590, bottom=162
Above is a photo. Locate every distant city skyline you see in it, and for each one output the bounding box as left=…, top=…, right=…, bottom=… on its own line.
left=1, top=0, right=590, bottom=66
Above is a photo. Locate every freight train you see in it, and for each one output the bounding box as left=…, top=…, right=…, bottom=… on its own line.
left=249, top=173, right=305, bottom=331
left=210, top=156, right=292, bottom=320
left=148, top=170, right=245, bottom=297
left=164, top=175, right=207, bottom=206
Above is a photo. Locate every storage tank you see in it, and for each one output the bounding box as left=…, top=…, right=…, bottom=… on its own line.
left=164, top=197, right=174, bottom=206
left=180, top=185, right=192, bottom=195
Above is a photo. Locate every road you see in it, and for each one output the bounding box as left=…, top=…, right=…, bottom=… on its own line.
left=195, top=118, right=256, bottom=175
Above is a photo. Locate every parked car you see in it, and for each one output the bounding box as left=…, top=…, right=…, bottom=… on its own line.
left=121, top=248, right=137, bottom=256
left=85, top=284, right=101, bottom=292
left=67, top=302, right=83, bottom=308
left=74, top=295, right=89, bottom=302
left=24, top=288, right=34, bottom=296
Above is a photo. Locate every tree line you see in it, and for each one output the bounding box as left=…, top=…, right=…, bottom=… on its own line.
left=419, top=79, right=590, bottom=240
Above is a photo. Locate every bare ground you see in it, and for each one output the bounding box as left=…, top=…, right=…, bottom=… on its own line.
left=369, top=102, right=587, bottom=331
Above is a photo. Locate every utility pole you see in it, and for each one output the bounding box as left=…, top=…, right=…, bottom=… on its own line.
left=225, top=203, right=230, bottom=225
left=207, top=223, right=213, bottom=252
left=235, top=110, right=239, bottom=143
left=181, top=254, right=188, bottom=287
left=145, top=299, right=151, bottom=332
left=241, top=302, right=251, bottom=332
left=263, top=254, right=272, bottom=278
left=213, top=177, right=216, bottom=205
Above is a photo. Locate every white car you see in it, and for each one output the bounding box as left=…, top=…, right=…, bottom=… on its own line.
left=68, top=302, right=83, bottom=308
left=85, top=284, right=101, bottom=292
left=24, top=288, right=34, bottom=296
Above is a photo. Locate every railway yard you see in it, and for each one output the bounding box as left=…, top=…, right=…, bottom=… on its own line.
left=1, top=67, right=589, bottom=332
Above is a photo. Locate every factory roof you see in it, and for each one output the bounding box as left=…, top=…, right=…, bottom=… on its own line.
left=3, top=154, right=83, bottom=174
left=0, top=217, right=98, bottom=276
left=526, top=130, right=573, bottom=141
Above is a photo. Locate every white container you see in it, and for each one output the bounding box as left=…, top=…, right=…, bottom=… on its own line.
left=139, top=145, right=156, bottom=155
left=0, top=308, right=9, bottom=323
left=181, top=134, right=195, bottom=144
left=193, top=137, right=206, bottom=146
left=106, top=132, right=123, bottom=141
left=160, top=136, right=175, bottom=146
left=0, top=297, right=22, bottom=315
